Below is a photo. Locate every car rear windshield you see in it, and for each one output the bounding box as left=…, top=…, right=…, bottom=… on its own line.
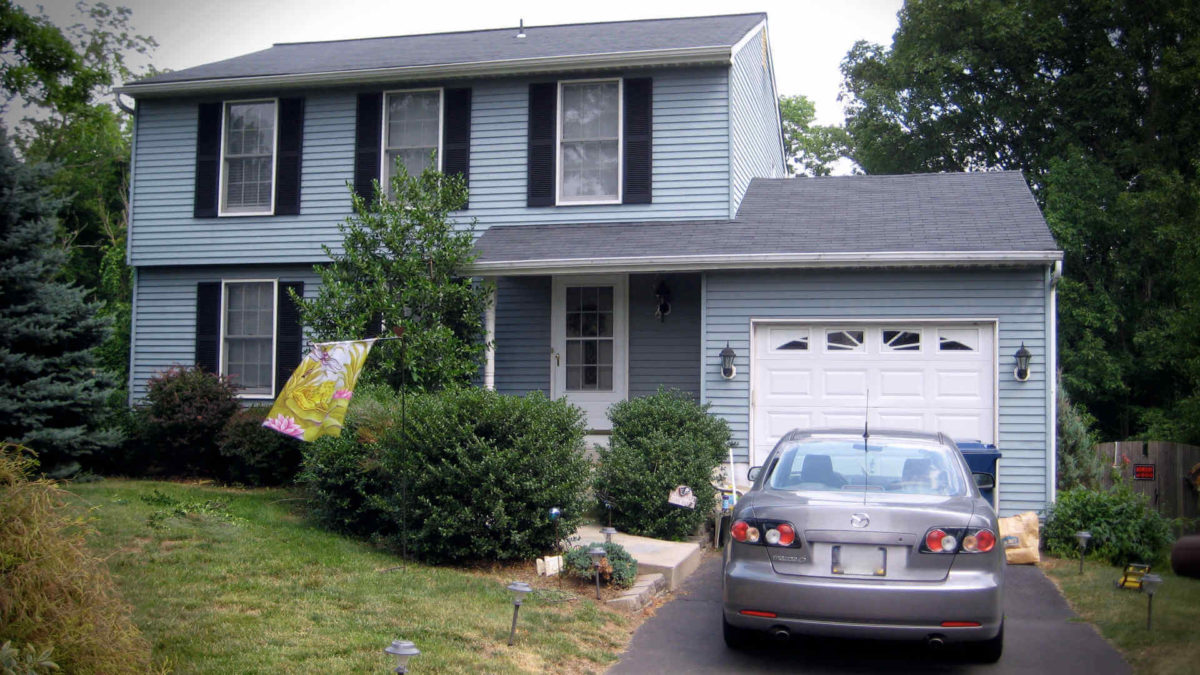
left=766, top=437, right=965, bottom=496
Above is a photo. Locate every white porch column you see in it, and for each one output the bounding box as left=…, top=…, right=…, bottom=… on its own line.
left=484, top=279, right=497, bottom=390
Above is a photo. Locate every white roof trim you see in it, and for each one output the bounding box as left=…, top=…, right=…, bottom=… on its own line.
left=469, top=250, right=1064, bottom=276
left=119, top=45, right=734, bottom=97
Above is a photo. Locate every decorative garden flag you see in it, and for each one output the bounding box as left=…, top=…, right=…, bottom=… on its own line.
left=262, top=339, right=376, bottom=441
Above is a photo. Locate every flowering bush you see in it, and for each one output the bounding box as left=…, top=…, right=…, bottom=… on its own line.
left=132, top=366, right=240, bottom=475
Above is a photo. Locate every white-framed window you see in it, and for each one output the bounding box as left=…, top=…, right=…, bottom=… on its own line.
left=382, top=88, right=443, bottom=191
left=220, top=280, right=277, bottom=397
left=219, top=99, right=277, bottom=216
left=825, top=329, right=865, bottom=353
left=882, top=329, right=922, bottom=352
left=558, top=78, right=622, bottom=204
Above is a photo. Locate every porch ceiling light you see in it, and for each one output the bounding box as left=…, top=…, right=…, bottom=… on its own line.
left=1013, top=342, right=1032, bottom=382
left=720, top=342, right=737, bottom=380
left=384, top=640, right=419, bottom=674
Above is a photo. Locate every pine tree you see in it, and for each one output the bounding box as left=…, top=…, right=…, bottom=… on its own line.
left=0, top=129, right=119, bottom=472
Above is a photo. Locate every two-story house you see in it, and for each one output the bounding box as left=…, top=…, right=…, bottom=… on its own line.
left=119, top=13, right=1062, bottom=517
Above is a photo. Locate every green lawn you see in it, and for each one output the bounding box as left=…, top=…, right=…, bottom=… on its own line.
left=65, top=479, right=631, bottom=674
left=1042, top=556, right=1200, bottom=675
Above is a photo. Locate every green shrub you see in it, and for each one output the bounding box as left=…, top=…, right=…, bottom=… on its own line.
left=217, top=406, right=304, bottom=486
left=1056, top=381, right=1105, bottom=490
left=0, top=641, right=58, bottom=675
left=594, top=389, right=732, bottom=541
left=301, top=386, right=591, bottom=563
left=1045, top=485, right=1175, bottom=565
left=0, top=445, right=151, bottom=673
left=564, top=542, right=638, bottom=589
left=133, top=366, right=241, bottom=476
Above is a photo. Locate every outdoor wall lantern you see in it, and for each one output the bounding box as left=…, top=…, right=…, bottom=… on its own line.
left=654, top=280, right=672, bottom=322
left=384, top=640, right=420, bottom=674
left=1014, top=342, right=1033, bottom=382
left=1075, top=530, right=1092, bottom=573
left=601, top=527, right=617, bottom=544
left=589, top=546, right=607, bottom=600
left=720, top=342, right=737, bottom=379
left=1141, top=573, right=1163, bottom=630
left=506, top=581, right=534, bottom=646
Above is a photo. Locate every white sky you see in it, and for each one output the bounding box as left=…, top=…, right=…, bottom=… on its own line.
left=21, top=0, right=902, bottom=126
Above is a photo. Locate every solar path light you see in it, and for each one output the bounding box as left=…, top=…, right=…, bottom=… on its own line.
left=506, top=581, right=534, bottom=646
left=383, top=640, right=419, bottom=674
left=1141, top=573, right=1163, bottom=630
left=601, top=527, right=617, bottom=544
left=1075, top=531, right=1092, bottom=573
left=589, top=546, right=607, bottom=600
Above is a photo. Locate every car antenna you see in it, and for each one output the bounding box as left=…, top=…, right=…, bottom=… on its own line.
left=862, top=389, right=870, bottom=505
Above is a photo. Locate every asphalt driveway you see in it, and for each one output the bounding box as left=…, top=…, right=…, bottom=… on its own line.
left=610, top=554, right=1130, bottom=674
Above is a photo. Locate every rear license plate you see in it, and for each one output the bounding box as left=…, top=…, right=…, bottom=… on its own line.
left=832, top=544, right=886, bottom=576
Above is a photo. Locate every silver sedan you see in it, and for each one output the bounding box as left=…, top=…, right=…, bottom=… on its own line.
left=722, top=429, right=1004, bottom=662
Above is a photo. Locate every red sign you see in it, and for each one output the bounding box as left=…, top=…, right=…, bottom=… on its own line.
left=1134, top=464, right=1155, bottom=481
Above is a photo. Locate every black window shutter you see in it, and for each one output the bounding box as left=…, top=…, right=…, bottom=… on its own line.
left=354, top=92, right=383, bottom=201
left=527, top=82, right=557, bottom=207
left=194, top=102, right=222, bottom=218
left=274, top=97, right=305, bottom=215
left=623, top=78, right=653, bottom=204
left=275, top=282, right=304, bottom=396
left=442, top=88, right=471, bottom=194
left=195, top=282, right=221, bottom=373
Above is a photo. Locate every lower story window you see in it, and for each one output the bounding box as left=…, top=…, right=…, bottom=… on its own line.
left=223, top=281, right=276, bottom=395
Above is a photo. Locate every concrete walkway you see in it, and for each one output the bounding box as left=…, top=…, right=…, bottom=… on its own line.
left=573, top=524, right=703, bottom=591
left=609, top=555, right=1131, bottom=674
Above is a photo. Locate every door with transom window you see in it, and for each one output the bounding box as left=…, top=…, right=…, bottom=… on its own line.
left=551, top=276, right=628, bottom=431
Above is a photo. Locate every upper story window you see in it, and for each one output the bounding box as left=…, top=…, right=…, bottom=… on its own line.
left=558, top=79, right=621, bottom=204
left=383, top=89, right=442, bottom=190
left=220, top=100, right=277, bottom=215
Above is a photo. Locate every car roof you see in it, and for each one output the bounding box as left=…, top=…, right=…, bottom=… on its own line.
left=780, top=428, right=954, bottom=447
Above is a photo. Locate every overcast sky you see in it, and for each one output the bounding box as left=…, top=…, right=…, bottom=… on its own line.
left=23, top=0, right=902, bottom=126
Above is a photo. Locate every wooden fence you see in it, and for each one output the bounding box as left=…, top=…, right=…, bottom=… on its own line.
left=1094, top=441, right=1200, bottom=522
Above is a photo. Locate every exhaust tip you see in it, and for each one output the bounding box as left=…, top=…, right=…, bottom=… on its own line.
left=926, top=634, right=946, bottom=649
left=769, top=626, right=791, bottom=642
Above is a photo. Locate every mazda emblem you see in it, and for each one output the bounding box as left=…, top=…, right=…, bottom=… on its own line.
left=850, top=513, right=870, bottom=528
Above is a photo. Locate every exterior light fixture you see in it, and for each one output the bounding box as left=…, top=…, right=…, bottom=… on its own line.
left=384, top=640, right=420, bottom=674
left=654, top=280, right=671, bottom=322
left=589, top=545, right=607, bottom=600
left=1014, top=342, right=1032, bottom=381
left=720, top=342, right=737, bottom=379
left=1141, top=573, right=1163, bottom=629
left=1075, top=531, right=1091, bottom=573
left=506, top=581, right=534, bottom=646
left=600, top=527, right=617, bottom=544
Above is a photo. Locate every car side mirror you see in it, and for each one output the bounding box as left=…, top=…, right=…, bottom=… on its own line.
left=973, top=472, right=996, bottom=490
left=747, top=466, right=762, bottom=482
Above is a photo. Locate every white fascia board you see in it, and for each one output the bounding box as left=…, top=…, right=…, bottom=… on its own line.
left=469, top=250, right=1065, bottom=276
left=118, top=46, right=733, bottom=97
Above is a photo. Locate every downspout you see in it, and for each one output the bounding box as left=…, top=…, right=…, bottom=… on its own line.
left=484, top=280, right=497, bottom=390
left=1048, top=260, right=1063, bottom=505
left=125, top=99, right=139, bottom=405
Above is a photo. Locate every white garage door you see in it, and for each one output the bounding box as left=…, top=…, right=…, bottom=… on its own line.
left=752, top=322, right=995, bottom=464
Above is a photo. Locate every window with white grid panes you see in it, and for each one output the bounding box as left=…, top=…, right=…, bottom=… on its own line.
left=221, top=101, right=275, bottom=214
left=564, top=286, right=614, bottom=391
left=384, top=90, right=441, bottom=193
left=559, top=80, right=620, bottom=203
left=223, top=281, right=275, bottom=395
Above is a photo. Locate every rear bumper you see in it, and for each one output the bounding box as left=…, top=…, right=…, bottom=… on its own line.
left=723, top=557, right=1003, bottom=643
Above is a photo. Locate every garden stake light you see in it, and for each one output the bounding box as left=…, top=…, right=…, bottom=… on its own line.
left=506, top=581, right=533, bottom=646
left=383, top=640, right=419, bottom=674
left=1141, top=573, right=1163, bottom=630
left=550, top=507, right=562, bottom=587
left=601, top=527, right=617, bottom=544
left=1075, top=531, right=1091, bottom=573
left=589, top=546, right=606, bottom=601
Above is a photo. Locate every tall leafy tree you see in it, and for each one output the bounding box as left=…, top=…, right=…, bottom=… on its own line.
left=778, top=94, right=852, bottom=176
left=840, top=0, right=1200, bottom=441
left=0, top=130, right=119, bottom=471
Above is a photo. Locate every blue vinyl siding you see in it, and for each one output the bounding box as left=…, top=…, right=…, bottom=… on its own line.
left=702, top=267, right=1052, bottom=517
left=728, top=27, right=785, bottom=217
left=130, top=265, right=321, bottom=400
left=129, top=67, right=731, bottom=267
left=493, top=276, right=551, bottom=396
left=628, top=273, right=701, bottom=398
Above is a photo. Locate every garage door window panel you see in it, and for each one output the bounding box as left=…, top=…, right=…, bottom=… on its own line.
left=826, top=330, right=865, bottom=352
left=882, top=329, right=921, bottom=352
left=938, top=328, right=979, bottom=352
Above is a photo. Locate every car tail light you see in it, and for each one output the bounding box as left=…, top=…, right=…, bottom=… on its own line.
left=940, top=621, right=981, bottom=628
left=730, top=519, right=800, bottom=548
left=921, top=527, right=997, bottom=554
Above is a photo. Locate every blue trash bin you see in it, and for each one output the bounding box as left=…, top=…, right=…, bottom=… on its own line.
left=956, top=441, right=1001, bottom=508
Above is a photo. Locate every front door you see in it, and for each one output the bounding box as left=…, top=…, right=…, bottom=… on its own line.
left=551, top=275, right=628, bottom=431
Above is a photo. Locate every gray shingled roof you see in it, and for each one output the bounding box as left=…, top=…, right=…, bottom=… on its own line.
left=472, top=172, right=1060, bottom=270
left=129, top=14, right=765, bottom=87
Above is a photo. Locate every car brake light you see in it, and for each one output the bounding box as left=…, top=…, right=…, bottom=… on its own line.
left=922, top=527, right=997, bottom=554
left=974, top=528, right=996, bottom=552
left=730, top=519, right=798, bottom=547
left=731, top=520, right=749, bottom=542
left=925, top=528, right=948, bottom=553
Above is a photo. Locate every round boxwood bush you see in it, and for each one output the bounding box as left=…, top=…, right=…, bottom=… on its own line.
left=594, top=388, right=732, bottom=541
left=564, top=542, right=638, bottom=589
left=133, top=366, right=240, bottom=476
left=217, top=406, right=304, bottom=486
left=1044, top=485, right=1175, bottom=565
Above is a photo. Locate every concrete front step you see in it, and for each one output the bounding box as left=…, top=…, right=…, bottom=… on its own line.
left=606, top=572, right=667, bottom=612
left=573, top=524, right=703, bottom=591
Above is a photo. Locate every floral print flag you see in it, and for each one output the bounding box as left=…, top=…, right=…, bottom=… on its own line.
left=262, top=339, right=376, bottom=441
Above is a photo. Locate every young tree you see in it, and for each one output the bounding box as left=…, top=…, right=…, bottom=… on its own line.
left=0, top=130, right=119, bottom=472
left=295, top=164, right=492, bottom=391
left=778, top=94, right=851, bottom=176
